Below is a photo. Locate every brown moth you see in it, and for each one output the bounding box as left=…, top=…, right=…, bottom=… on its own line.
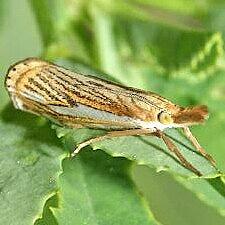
left=5, top=58, right=216, bottom=176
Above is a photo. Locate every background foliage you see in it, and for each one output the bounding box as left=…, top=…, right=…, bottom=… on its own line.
left=1, top=0, right=225, bottom=225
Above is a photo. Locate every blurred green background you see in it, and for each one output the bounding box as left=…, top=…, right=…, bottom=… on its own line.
left=1, top=1, right=225, bottom=225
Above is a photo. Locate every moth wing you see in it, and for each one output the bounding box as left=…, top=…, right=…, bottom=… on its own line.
left=47, top=103, right=139, bottom=129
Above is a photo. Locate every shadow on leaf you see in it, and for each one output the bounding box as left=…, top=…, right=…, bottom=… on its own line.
left=1, top=103, right=62, bottom=152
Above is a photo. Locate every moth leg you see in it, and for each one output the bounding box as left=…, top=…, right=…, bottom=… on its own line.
left=158, top=131, right=202, bottom=176
left=182, top=127, right=216, bottom=166
left=71, top=128, right=154, bottom=157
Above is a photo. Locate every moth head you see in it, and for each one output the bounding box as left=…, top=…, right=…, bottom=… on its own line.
left=172, top=105, right=209, bottom=126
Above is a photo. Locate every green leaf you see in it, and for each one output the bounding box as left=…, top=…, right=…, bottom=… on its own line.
left=90, top=1, right=224, bottom=79
left=35, top=195, right=58, bottom=225
left=133, top=166, right=225, bottom=225
left=150, top=30, right=223, bottom=76
left=30, top=1, right=224, bottom=80
left=0, top=103, right=64, bottom=225
left=114, top=20, right=223, bottom=80
left=51, top=149, right=159, bottom=225
left=175, top=176, right=225, bottom=217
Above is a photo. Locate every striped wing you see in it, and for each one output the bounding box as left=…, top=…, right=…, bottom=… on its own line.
left=5, top=58, right=178, bottom=129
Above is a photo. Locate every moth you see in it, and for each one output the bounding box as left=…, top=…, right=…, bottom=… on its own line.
left=5, top=58, right=215, bottom=176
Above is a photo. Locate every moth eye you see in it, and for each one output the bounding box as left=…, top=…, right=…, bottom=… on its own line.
left=158, top=111, right=173, bottom=125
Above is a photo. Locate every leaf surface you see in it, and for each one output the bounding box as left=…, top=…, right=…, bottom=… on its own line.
left=51, top=149, right=159, bottom=225
left=0, top=103, right=64, bottom=225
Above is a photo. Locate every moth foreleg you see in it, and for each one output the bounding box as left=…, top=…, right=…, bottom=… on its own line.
left=182, top=127, right=216, bottom=167
left=159, top=131, right=202, bottom=176
left=71, top=128, right=154, bottom=157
